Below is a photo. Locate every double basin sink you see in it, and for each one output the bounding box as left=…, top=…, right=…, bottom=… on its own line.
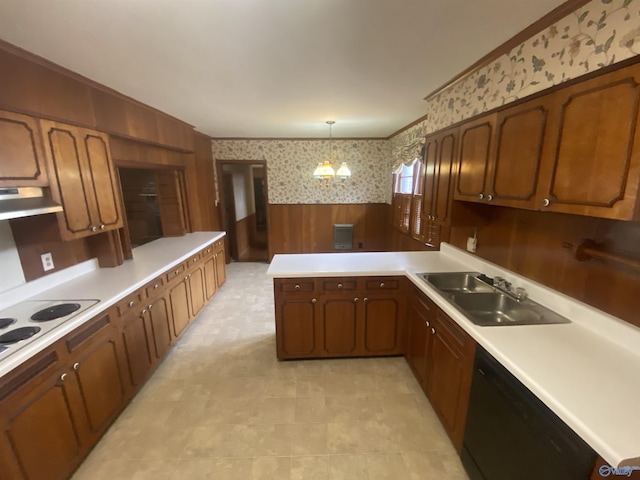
left=419, top=272, right=571, bottom=327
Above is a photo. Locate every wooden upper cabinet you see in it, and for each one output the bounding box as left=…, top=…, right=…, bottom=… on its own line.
left=0, top=110, right=48, bottom=187
left=539, top=63, right=640, bottom=220
left=422, top=136, right=437, bottom=221
left=489, top=99, right=548, bottom=209
left=455, top=114, right=495, bottom=202
left=41, top=120, right=124, bottom=240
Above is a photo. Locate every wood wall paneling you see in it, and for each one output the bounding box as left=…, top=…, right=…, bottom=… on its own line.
left=268, top=204, right=388, bottom=255
left=0, top=49, right=96, bottom=127
left=188, top=132, right=219, bottom=231
left=9, top=215, right=92, bottom=282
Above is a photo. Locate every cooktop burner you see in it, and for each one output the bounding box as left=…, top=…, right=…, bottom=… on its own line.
left=31, top=303, right=81, bottom=322
left=0, top=318, right=16, bottom=329
left=0, top=327, right=41, bottom=344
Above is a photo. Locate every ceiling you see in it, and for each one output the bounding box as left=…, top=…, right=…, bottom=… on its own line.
left=0, top=0, right=568, bottom=138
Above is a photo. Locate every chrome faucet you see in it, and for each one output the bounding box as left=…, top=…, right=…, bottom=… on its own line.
left=493, top=276, right=528, bottom=302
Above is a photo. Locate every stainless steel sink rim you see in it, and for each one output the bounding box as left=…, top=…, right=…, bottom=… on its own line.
left=419, top=272, right=571, bottom=327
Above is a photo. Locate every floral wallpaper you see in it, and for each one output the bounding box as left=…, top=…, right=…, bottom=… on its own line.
left=390, top=0, right=640, bottom=161
left=211, top=139, right=392, bottom=204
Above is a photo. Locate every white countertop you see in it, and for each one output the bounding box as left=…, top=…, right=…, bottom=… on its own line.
left=0, top=231, right=225, bottom=379
left=267, top=244, right=640, bottom=468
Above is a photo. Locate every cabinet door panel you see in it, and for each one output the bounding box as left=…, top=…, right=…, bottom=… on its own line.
left=547, top=75, right=640, bottom=218
left=121, top=313, right=153, bottom=387
left=203, top=256, right=217, bottom=300
left=188, top=267, right=206, bottom=317
left=433, top=130, right=457, bottom=222
left=321, top=298, right=357, bottom=355
left=43, top=123, right=93, bottom=235
left=456, top=115, right=494, bottom=201
left=74, top=337, right=126, bottom=435
left=84, top=133, right=122, bottom=229
left=148, top=296, right=173, bottom=360
left=0, top=110, right=47, bottom=186
left=169, top=279, right=191, bottom=338
left=278, top=299, right=317, bottom=357
left=406, top=294, right=433, bottom=386
left=492, top=104, right=547, bottom=206
left=215, top=250, right=226, bottom=287
left=363, top=297, right=400, bottom=354
left=3, top=374, right=84, bottom=480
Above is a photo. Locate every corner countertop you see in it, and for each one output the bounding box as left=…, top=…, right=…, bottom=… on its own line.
left=0, top=231, right=226, bottom=380
left=267, top=244, right=640, bottom=468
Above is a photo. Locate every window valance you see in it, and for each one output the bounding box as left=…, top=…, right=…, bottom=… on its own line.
left=392, top=137, right=425, bottom=171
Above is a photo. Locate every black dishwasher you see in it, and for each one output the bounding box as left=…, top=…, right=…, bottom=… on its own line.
left=461, top=346, right=596, bottom=480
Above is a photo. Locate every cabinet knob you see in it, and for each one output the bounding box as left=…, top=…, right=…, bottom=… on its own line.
left=312, top=298, right=317, bottom=303
left=148, top=304, right=153, bottom=310
left=380, top=282, right=385, bottom=288
left=478, top=193, right=484, bottom=200
left=73, top=362, right=80, bottom=371
left=542, top=198, right=550, bottom=207
left=486, top=194, right=493, bottom=202
left=431, top=328, right=435, bottom=334
left=91, top=226, right=97, bottom=232
left=193, top=258, right=197, bottom=263
left=337, top=283, right=343, bottom=289
left=128, top=301, right=135, bottom=307
left=364, top=297, right=369, bottom=303
left=100, top=224, right=105, bottom=230
left=154, top=283, right=159, bottom=289
left=295, top=284, right=300, bottom=290
left=142, top=308, right=147, bottom=315
left=354, top=297, right=359, bottom=302
left=175, top=270, right=180, bottom=275
left=60, top=373, right=68, bottom=382
left=188, top=273, right=192, bottom=278
left=184, top=276, right=189, bottom=280
left=426, top=321, right=430, bottom=327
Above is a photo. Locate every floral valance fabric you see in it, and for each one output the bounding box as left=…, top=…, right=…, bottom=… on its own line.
left=392, top=136, right=425, bottom=171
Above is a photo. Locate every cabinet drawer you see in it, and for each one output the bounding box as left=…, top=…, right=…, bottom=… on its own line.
left=201, top=244, right=215, bottom=258
left=166, top=263, right=186, bottom=282
left=116, top=291, right=145, bottom=317
left=64, top=313, right=112, bottom=352
left=279, top=280, right=314, bottom=293
left=365, top=279, right=400, bottom=290
left=321, top=279, right=357, bottom=292
left=144, top=276, right=165, bottom=297
left=214, top=238, right=224, bottom=252
left=186, top=252, right=201, bottom=267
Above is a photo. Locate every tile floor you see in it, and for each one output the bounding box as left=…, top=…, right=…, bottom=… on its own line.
left=72, top=262, right=469, bottom=480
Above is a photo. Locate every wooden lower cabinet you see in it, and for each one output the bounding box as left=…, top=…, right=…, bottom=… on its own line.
left=203, top=253, right=218, bottom=300
left=169, top=276, right=191, bottom=338
left=214, top=248, right=226, bottom=288
left=405, top=288, right=435, bottom=387
left=146, top=295, right=173, bottom=360
left=120, top=309, right=154, bottom=389
left=274, top=276, right=405, bottom=359
left=188, top=266, right=206, bottom=318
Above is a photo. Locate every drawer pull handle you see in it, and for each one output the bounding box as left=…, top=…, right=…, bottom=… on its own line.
left=312, top=298, right=317, bottom=303
left=542, top=198, right=550, bottom=207
left=154, top=284, right=159, bottom=289
left=431, top=328, right=435, bottom=334
left=337, top=283, right=343, bottom=289
left=295, top=284, right=300, bottom=290
left=380, top=282, right=385, bottom=288
left=73, top=363, right=80, bottom=371
left=175, top=270, right=180, bottom=275
left=193, top=258, right=197, bottom=262
left=60, top=373, right=67, bottom=382
left=128, top=301, right=135, bottom=307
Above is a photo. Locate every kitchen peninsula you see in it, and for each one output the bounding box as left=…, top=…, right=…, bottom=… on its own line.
left=267, top=244, right=640, bottom=473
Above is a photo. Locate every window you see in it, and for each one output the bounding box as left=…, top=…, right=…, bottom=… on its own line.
left=392, top=158, right=424, bottom=240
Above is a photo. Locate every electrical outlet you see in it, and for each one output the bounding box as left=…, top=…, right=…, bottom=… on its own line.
left=41, top=252, right=54, bottom=271
left=466, top=236, right=477, bottom=253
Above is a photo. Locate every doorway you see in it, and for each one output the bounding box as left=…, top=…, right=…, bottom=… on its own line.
left=216, top=160, right=269, bottom=262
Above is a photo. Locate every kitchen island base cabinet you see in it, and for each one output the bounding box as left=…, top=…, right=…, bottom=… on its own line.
left=274, top=277, right=405, bottom=360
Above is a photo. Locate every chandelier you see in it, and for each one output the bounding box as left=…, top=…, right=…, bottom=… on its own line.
left=313, top=121, right=351, bottom=186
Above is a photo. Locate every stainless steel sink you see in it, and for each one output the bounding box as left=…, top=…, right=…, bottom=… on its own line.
left=450, top=292, right=571, bottom=326
left=418, top=272, right=571, bottom=326
left=419, top=272, right=495, bottom=293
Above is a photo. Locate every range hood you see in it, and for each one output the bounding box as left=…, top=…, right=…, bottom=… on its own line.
left=0, top=187, right=63, bottom=221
